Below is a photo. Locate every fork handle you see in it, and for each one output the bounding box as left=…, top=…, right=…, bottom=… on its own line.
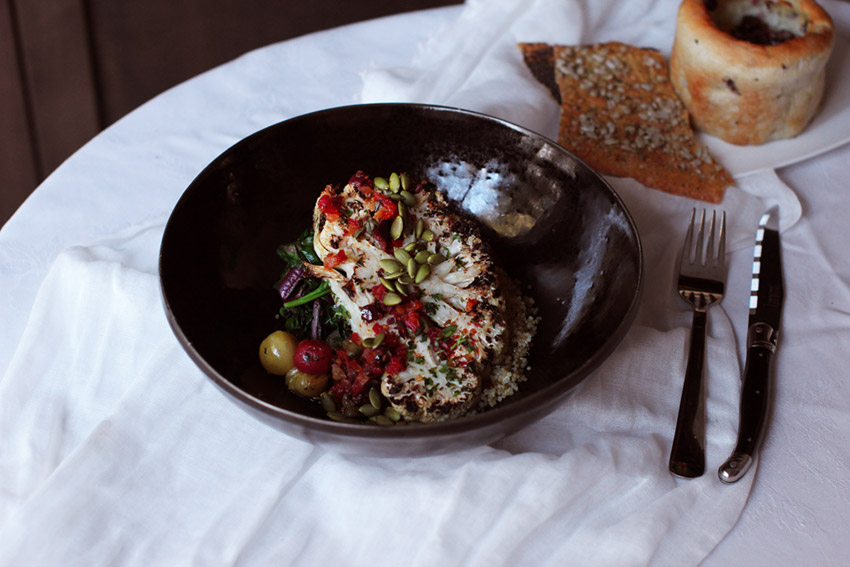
left=669, top=309, right=707, bottom=478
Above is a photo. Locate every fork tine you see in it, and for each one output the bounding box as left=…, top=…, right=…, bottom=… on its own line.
left=694, top=209, right=706, bottom=265
left=717, top=211, right=726, bottom=268
left=682, top=208, right=696, bottom=264
left=706, top=210, right=716, bottom=267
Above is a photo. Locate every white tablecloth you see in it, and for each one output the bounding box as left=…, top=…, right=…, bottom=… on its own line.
left=1, top=1, right=849, bottom=565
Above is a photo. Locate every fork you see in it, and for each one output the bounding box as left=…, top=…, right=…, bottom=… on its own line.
left=669, top=209, right=726, bottom=479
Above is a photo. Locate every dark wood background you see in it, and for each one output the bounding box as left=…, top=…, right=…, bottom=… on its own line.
left=0, top=0, right=460, bottom=226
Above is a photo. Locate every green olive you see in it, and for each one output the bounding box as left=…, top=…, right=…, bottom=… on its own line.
left=285, top=367, right=329, bottom=398
left=258, top=330, right=298, bottom=375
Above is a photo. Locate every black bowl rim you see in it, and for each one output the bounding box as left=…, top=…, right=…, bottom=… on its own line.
left=159, top=102, right=645, bottom=442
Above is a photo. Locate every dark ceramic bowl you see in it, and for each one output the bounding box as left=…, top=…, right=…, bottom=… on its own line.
left=159, top=103, right=643, bottom=457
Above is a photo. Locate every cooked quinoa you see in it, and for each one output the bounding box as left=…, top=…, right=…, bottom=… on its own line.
left=477, top=268, right=538, bottom=410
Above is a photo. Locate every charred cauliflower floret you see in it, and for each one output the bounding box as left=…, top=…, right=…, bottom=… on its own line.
left=305, top=171, right=532, bottom=423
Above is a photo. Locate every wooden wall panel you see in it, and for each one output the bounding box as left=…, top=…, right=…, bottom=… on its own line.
left=0, top=0, right=460, bottom=224
left=13, top=0, right=101, bottom=175
left=0, top=0, right=37, bottom=226
left=87, top=0, right=460, bottom=124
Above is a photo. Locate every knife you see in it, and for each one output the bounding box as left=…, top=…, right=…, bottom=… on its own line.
left=718, top=206, right=784, bottom=484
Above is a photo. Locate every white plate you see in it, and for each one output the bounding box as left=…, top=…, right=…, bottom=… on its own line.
left=701, top=35, right=850, bottom=178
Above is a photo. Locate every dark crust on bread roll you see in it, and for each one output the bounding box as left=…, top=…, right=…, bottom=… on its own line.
left=670, top=0, right=834, bottom=145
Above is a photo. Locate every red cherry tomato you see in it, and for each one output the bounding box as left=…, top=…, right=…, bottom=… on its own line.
left=293, top=339, right=334, bottom=375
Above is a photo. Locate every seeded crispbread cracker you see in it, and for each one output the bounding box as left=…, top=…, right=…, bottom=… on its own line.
left=519, top=41, right=732, bottom=203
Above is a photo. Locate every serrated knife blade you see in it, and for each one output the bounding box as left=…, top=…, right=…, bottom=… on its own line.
left=719, top=206, right=784, bottom=483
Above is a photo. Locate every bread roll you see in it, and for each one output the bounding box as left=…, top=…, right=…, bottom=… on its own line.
left=670, top=0, right=834, bottom=145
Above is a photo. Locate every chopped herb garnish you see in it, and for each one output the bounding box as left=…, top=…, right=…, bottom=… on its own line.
left=450, top=335, right=469, bottom=352
left=440, top=325, right=457, bottom=339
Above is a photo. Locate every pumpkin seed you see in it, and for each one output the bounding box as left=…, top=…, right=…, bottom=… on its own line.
left=372, top=332, right=385, bottom=348
left=384, top=406, right=401, bottom=422
left=320, top=393, right=336, bottom=413
left=407, top=258, right=418, bottom=278
left=344, top=405, right=362, bottom=418
left=395, top=282, right=408, bottom=296
left=343, top=341, right=363, bottom=358
left=427, top=253, right=446, bottom=265
left=398, top=275, right=414, bottom=285
left=380, top=277, right=395, bottom=291
left=404, top=242, right=417, bottom=252
left=415, top=218, right=424, bottom=239
left=362, top=337, right=375, bottom=348
left=415, top=263, right=430, bottom=283
left=390, top=216, right=404, bottom=240
left=383, top=270, right=404, bottom=280
left=397, top=201, right=406, bottom=218
left=388, top=193, right=402, bottom=201
left=328, top=411, right=357, bottom=424
left=400, top=172, right=410, bottom=191
left=374, top=415, right=394, bottom=426
left=414, top=250, right=431, bottom=263
left=389, top=172, right=400, bottom=192
left=380, top=259, right=403, bottom=272
left=393, top=248, right=411, bottom=264
left=379, top=258, right=402, bottom=273
left=369, top=388, right=382, bottom=409
left=401, top=190, right=416, bottom=207
left=359, top=404, right=380, bottom=417
left=383, top=292, right=402, bottom=306
left=421, top=229, right=435, bottom=242
left=373, top=176, right=388, bottom=190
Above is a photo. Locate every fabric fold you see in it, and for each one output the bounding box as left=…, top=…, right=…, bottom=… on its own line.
left=0, top=209, right=750, bottom=566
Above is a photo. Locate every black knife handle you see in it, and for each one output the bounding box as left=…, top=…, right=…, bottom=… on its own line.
left=718, top=322, right=776, bottom=483
left=669, top=309, right=707, bottom=478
